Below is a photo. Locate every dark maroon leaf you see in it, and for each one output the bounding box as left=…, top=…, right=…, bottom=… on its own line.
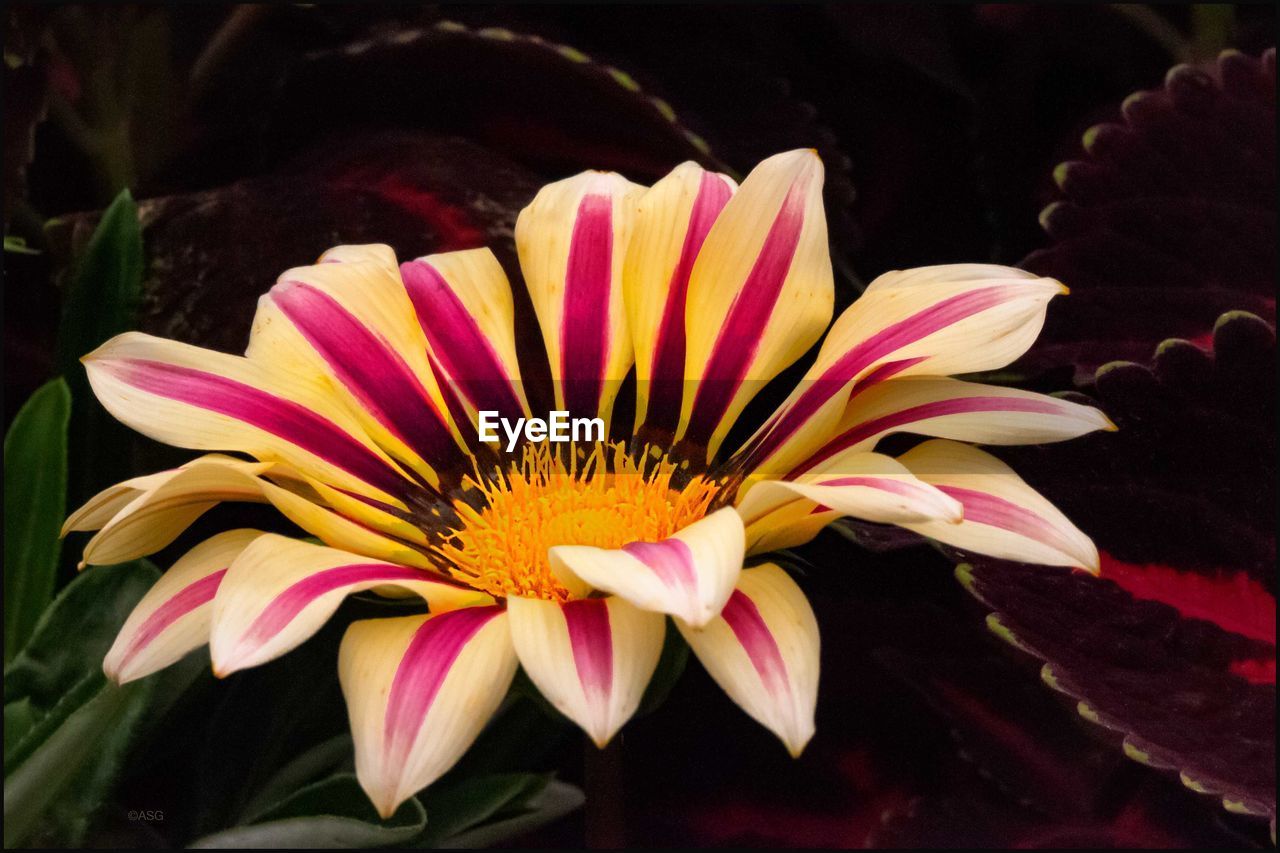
left=956, top=312, right=1276, bottom=825
left=1020, top=49, right=1276, bottom=379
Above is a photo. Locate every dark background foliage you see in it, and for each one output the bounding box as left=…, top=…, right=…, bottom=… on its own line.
left=3, top=3, right=1275, bottom=848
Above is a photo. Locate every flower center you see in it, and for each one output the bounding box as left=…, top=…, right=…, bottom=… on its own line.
left=437, top=442, right=722, bottom=601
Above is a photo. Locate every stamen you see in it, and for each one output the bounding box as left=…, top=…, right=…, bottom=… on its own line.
left=436, top=442, right=722, bottom=601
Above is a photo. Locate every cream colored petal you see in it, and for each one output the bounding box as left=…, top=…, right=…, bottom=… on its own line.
left=678, top=149, right=833, bottom=458
left=209, top=534, right=491, bottom=676
left=516, top=170, right=646, bottom=424
left=677, top=564, right=819, bottom=756
left=549, top=506, right=744, bottom=627
left=507, top=596, right=664, bottom=746
left=897, top=439, right=1099, bottom=572
left=340, top=607, right=516, bottom=818
left=104, top=530, right=263, bottom=684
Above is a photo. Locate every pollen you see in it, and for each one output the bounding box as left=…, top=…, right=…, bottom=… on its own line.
left=437, top=442, right=722, bottom=601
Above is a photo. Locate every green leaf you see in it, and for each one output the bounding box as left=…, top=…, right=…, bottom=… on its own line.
left=187, top=774, right=426, bottom=849
left=55, top=189, right=143, bottom=377
left=4, top=561, right=157, bottom=709
left=3, top=378, right=71, bottom=662
left=439, top=780, right=584, bottom=848
left=2, top=561, right=159, bottom=847
left=54, top=188, right=144, bottom=507
left=3, top=679, right=153, bottom=847
left=418, top=772, right=549, bottom=846
left=238, top=734, right=354, bottom=824
left=3, top=235, right=40, bottom=255
left=3, top=700, right=36, bottom=757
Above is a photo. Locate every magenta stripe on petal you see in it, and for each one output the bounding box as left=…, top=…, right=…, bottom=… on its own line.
left=562, top=598, right=614, bottom=704
left=937, top=486, right=1080, bottom=559
left=811, top=475, right=931, bottom=499
left=560, top=193, right=615, bottom=416
left=235, top=564, right=430, bottom=661
left=742, top=286, right=1014, bottom=467
left=622, top=538, right=698, bottom=592
left=383, top=606, right=501, bottom=760
left=115, top=569, right=227, bottom=674
left=721, top=589, right=790, bottom=700
left=684, top=183, right=806, bottom=445
left=400, top=261, right=525, bottom=420
left=273, top=282, right=461, bottom=471
left=790, top=395, right=1063, bottom=477
left=106, top=359, right=407, bottom=497
left=644, top=173, right=734, bottom=433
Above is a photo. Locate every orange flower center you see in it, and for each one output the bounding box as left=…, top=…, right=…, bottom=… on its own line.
left=437, top=443, right=721, bottom=601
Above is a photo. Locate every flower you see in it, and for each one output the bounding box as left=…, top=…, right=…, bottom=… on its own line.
left=64, top=150, right=1112, bottom=817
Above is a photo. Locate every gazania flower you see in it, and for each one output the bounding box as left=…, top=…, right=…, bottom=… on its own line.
left=66, top=150, right=1111, bottom=817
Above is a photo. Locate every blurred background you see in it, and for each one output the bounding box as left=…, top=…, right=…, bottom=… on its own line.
left=3, top=4, right=1275, bottom=847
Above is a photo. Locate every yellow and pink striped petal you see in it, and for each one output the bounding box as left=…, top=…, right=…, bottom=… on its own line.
left=789, top=377, right=1114, bottom=475
left=71, top=456, right=275, bottom=568
left=548, top=506, right=745, bottom=627
left=737, top=450, right=963, bottom=543
left=677, top=564, right=819, bottom=757
left=516, top=171, right=645, bottom=423
left=735, top=264, right=1068, bottom=478
left=208, top=535, right=490, bottom=677
left=507, top=595, right=664, bottom=747
left=255, top=480, right=435, bottom=569
left=624, top=162, right=736, bottom=437
left=104, top=529, right=263, bottom=684
left=84, top=332, right=413, bottom=506
left=248, top=251, right=466, bottom=486
left=399, top=249, right=530, bottom=425
left=678, top=149, right=833, bottom=457
left=340, top=608, right=516, bottom=818
left=897, top=439, right=1100, bottom=572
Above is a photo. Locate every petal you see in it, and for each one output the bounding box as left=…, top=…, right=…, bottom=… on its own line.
left=103, top=529, right=262, bottom=684
left=340, top=607, right=516, bottom=818
left=77, top=456, right=274, bottom=567
left=897, top=439, right=1100, bottom=572
left=677, top=564, right=819, bottom=756
left=62, top=471, right=174, bottom=534
left=624, top=162, right=736, bottom=437
left=84, top=332, right=412, bottom=505
left=678, top=149, right=833, bottom=457
left=548, top=506, right=744, bottom=627
left=736, top=450, right=963, bottom=530
left=790, top=377, right=1115, bottom=475
left=507, top=596, right=665, bottom=746
left=743, top=500, right=839, bottom=556
left=247, top=254, right=466, bottom=486
left=516, top=171, right=645, bottom=422
left=209, top=534, right=490, bottom=676
left=736, top=265, right=1067, bottom=478
left=400, top=249, right=530, bottom=423
left=256, top=480, right=435, bottom=569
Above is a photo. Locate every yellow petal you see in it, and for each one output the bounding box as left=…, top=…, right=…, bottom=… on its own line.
left=677, top=564, right=819, bottom=756
left=340, top=608, right=516, bottom=818
left=209, top=535, right=490, bottom=676
left=507, top=596, right=664, bottom=746
left=516, top=170, right=645, bottom=424
left=624, top=162, right=736, bottom=438
left=549, top=506, right=744, bottom=627
left=678, top=149, right=833, bottom=458
left=897, top=439, right=1099, bottom=572
left=104, top=529, right=263, bottom=684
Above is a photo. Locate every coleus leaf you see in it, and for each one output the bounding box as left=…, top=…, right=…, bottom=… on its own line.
left=1020, top=48, right=1276, bottom=380
left=956, top=312, right=1276, bottom=826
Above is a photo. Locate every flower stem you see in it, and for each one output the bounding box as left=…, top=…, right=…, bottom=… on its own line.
left=584, top=737, right=626, bottom=848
